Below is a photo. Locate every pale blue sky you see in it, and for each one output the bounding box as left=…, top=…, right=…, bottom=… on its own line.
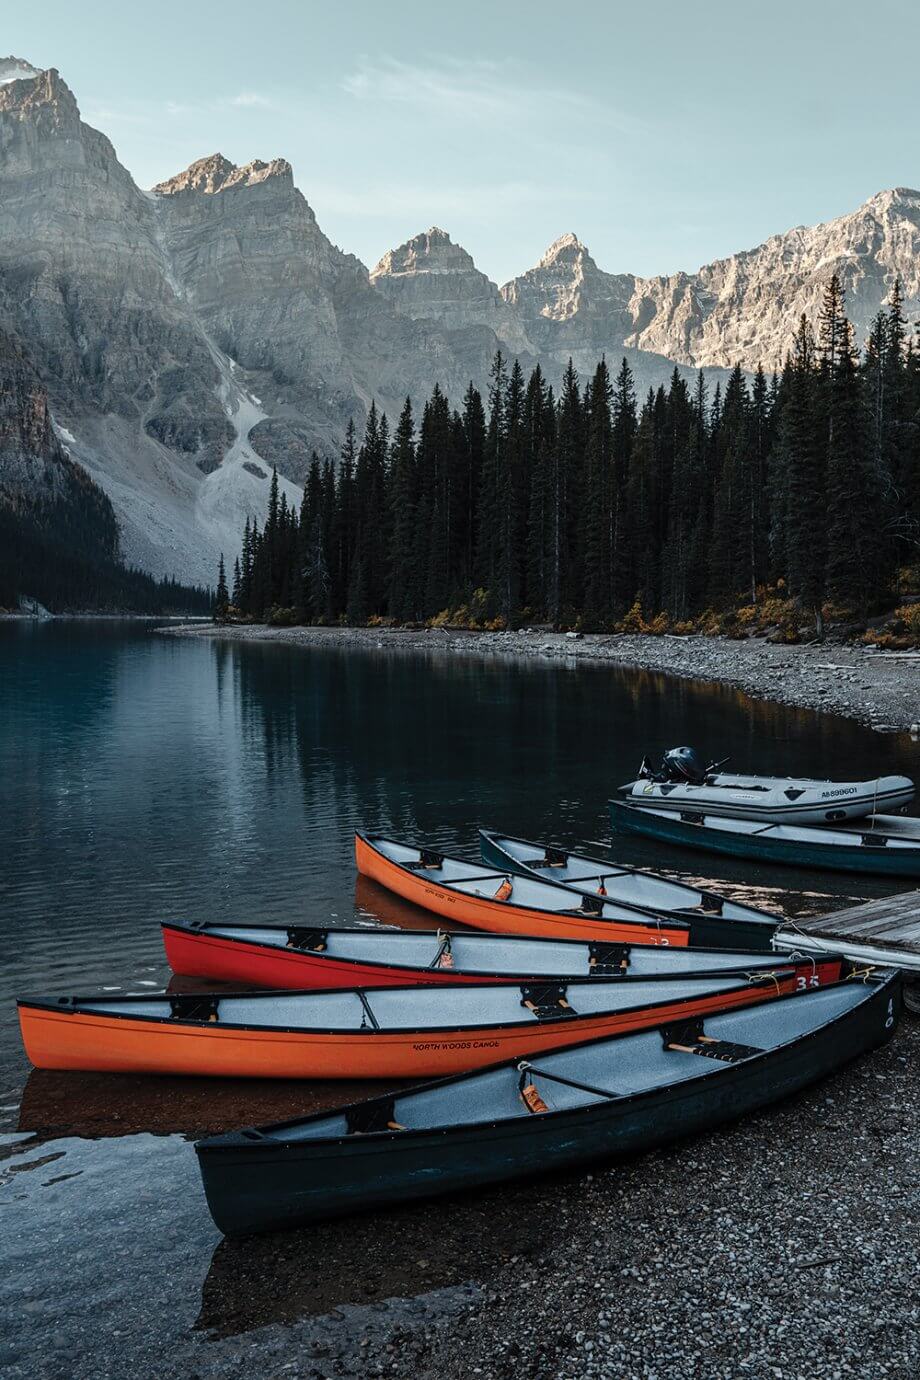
left=7, top=0, right=919, bottom=284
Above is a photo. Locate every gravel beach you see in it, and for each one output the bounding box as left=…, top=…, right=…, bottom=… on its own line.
left=161, top=623, right=920, bottom=735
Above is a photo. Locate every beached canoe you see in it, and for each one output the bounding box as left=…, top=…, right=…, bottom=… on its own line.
left=623, top=749, right=914, bottom=824
left=163, top=919, right=841, bottom=989
left=610, top=799, right=920, bottom=878
left=482, top=833, right=777, bottom=932
left=357, top=832, right=696, bottom=946
left=17, top=968, right=813, bottom=1080
left=196, top=968, right=900, bottom=1233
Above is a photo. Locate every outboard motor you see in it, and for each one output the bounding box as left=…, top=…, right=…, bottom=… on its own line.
left=661, top=746, right=708, bottom=785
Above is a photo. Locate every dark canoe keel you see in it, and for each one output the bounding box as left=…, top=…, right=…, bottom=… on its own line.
left=196, top=975, right=899, bottom=1236
left=609, top=800, right=920, bottom=878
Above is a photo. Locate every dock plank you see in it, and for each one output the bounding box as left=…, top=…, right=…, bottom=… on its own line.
left=775, top=888, right=920, bottom=971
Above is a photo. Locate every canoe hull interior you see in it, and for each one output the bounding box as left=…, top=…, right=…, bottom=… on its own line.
left=17, top=977, right=802, bottom=1079
left=478, top=832, right=778, bottom=953
left=610, top=801, right=920, bottom=879
left=354, top=833, right=688, bottom=946
left=196, top=974, right=900, bottom=1235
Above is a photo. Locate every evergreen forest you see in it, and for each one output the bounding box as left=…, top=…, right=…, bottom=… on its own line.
left=218, top=277, right=920, bottom=635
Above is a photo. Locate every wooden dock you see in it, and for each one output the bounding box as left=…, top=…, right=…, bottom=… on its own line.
left=774, top=890, right=920, bottom=972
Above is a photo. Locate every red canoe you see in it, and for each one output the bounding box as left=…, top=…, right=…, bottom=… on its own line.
left=163, top=920, right=843, bottom=992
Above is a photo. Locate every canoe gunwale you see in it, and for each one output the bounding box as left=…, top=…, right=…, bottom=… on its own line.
left=197, top=969, right=899, bottom=1156
left=17, top=970, right=795, bottom=1039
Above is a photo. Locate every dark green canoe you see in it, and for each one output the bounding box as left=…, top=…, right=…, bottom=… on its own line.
left=610, top=799, right=920, bottom=878
left=196, top=971, right=900, bottom=1234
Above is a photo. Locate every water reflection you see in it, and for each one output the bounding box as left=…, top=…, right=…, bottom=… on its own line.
left=198, top=1168, right=584, bottom=1335
left=17, top=1068, right=413, bottom=1144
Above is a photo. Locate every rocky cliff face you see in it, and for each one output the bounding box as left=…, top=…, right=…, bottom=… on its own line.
left=371, top=227, right=534, bottom=358
left=0, top=325, right=120, bottom=572
left=1, top=53, right=917, bottom=586
left=502, top=195, right=920, bottom=374
left=624, top=188, right=920, bottom=369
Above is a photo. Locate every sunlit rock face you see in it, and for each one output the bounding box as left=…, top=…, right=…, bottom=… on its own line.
left=622, top=188, right=920, bottom=369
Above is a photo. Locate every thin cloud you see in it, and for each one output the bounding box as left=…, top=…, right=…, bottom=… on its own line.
left=341, top=55, right=637, bottom=132
left=230, top=91, right=275, bottom=109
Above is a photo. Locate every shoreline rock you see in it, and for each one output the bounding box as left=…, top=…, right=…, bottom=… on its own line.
left=160, top=623, right=920, bottom=735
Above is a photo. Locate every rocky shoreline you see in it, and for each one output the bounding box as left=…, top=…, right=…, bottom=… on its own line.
left=162, top=623, right=920, bottom=735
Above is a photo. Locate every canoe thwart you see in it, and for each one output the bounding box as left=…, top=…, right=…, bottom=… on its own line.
left=517, top=1059, right=618, bottom=1103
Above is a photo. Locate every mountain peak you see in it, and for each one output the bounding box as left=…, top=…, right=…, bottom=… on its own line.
left=861, top=186, right=920, bottom=216
left=0, top=62, right=79, bottom=123
left=0, top=56, right=40, bottom=86
left=540, top=232, right=589, bottom=266
left=153, top=154, right=293, bottom=197
left=370, top=227, right=476, bottom=282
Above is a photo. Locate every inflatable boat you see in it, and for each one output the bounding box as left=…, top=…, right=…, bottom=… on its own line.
left=623, top=747, right=913, bottom=825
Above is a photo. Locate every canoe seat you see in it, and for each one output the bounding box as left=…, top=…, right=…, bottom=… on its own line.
left=588, top=941, right=629, bottom=976
left=406, top=849, right=445, bottom=870
left=286, top=927, right=327, bottom=951
left=345, top=1098, right=406, bottom=1135
left=697, top=891, right=724, bottom=914
left=168, top=994, right=220, bottom=1022
left=661, top=1016, right=760, bottom=1064
left=563, top=894, right=604, bottom=916
left=520, top=983, right=576, bottom=1021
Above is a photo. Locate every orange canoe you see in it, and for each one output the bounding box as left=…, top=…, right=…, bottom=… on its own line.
left=355, top=833, right=691, bottom=945
left=17, top=968, right=807, bottom=1080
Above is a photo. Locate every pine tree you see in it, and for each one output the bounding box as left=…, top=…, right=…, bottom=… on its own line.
left=610, top=358, right=637, bottom=613
left=582, top=357, right=613, bottom=623
left=387, top=398, right=419, bottom=621
left=552, top=360, right=583, bottom=622
left=214, top=553, right=230, bottom=621
left=777, top=316, right=826, bottom=628
left=475, top=351, right=507, bottom=611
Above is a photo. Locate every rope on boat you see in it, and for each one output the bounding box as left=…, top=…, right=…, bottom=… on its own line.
left=746, top=969, right=783, bottom=995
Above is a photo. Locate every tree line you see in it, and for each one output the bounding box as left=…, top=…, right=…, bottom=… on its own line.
left=217, top=276, right=920, bottom=631
left=1, top=469, right=211, bottom=615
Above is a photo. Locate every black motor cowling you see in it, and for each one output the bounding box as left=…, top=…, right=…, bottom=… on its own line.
left=661, top=746, right=707, bottom=784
